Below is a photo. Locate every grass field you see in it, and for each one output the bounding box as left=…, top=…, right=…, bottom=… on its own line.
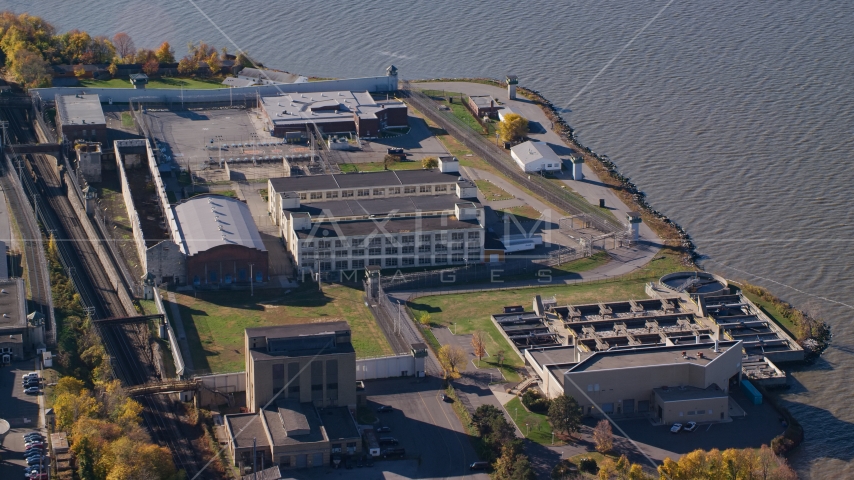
left=121, top=111, right=134, bottom=127
left=475, top=179, right=514, bottom=201
left=78, top=77, right=226, bottom=89
left=737, top=287, right=798, bottom=338
left=506, top=397, right=563, bottom=446
left=339, top=161, right=424, bottom=173
left=167, top=283, right=393, bottom=374
left=498, top=205, right=542, bottom=221
left=420, top=90, right=498, bottom=137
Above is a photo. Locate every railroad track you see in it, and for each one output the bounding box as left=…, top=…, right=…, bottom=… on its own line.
left=1, top=105, right=212, bottom=479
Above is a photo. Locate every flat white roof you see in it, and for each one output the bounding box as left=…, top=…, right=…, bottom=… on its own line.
left=173, top=195, right=266, bottom=256
left=55, top=94, right=105, bottom=126
left=510, top=141, right=560, bottom=165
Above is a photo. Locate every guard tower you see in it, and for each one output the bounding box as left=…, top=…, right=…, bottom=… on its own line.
left=129, top=73, right=149, bottom=89
left=627, top=211, right=642, bottom=241
left=570, top=155, right=584, bottom=180
left=365, top=265, right=381, bottom=301
left=506, top=75, right=518, bottom=100
left=386, top=65, right=399, bottom=91
left=410, top=343, right=428, bottom=377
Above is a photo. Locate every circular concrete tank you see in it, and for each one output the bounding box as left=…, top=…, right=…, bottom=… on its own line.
left=659, top=271, right=728, bottom=296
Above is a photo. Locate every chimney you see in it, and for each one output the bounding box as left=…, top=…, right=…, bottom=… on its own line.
left=714, top=340, right=719, bottom=353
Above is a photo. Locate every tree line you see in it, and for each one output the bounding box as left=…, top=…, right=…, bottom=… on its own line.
left=45, top=236, right=183, bottom=480
left=0, top=10, right=257, bottom=88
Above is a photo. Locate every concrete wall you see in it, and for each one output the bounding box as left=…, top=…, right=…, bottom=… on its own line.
left=146, top=241, right=186, bottom=284
left=114, top=141, right=148, bottom=273
left=153, top=287, right=184, bottom=377
left=355, top=354, right=416, bottom=380
left=655, top=394, right=728, bottom=424
left=33, top=75, right=398, bottom=105
left=63, top=170, right=136, bottom=315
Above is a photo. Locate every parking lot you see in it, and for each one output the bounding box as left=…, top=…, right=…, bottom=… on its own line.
left=292, top=377, right=488, bottom=480
left=611, top=390, right=787, bottom=464
left=0, top=362, right=46, bottom=479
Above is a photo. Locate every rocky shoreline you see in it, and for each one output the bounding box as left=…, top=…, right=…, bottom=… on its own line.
left=414, top=77, right=698, bottom=265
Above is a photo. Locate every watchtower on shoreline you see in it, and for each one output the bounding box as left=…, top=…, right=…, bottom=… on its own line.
left=506, top=75, right=518, bottom=99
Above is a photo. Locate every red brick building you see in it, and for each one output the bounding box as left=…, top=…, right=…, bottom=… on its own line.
left=260, top=90, right=407, bottom=138
left=172, top=194, right=268, bottom=286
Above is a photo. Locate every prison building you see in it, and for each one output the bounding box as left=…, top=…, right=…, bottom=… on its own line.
left=225, top=322, right=360, bottom=471
left=467, top=95, right=501, bottom=118
left=172, top=194, right=268, bottom=286
left=510, top=141, right=562, bottom=173
left=526, top=339, right=743, bottom=425
left=55, top=93, right=107, bottom=144
left=0, top=278, right=43, bottom=362
left=260, top=90, right=407, bottom=138
left=267, top=169, right=485, bottom=275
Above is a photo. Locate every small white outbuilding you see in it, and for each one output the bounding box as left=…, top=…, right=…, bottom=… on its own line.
left=510, top=141, right=562, bottom=173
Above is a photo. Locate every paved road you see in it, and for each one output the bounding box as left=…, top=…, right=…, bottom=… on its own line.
left=294, top=377, right=488, bottom=480
left=0, top=361, right=47, bottom=479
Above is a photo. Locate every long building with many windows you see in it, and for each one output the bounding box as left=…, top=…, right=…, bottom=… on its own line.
left=267, top=167, right=485, bottom=275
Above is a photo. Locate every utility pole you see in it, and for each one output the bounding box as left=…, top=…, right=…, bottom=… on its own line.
left=249, top=263, right=254, bottom=297
left=253, top=437, right=257, bottom=479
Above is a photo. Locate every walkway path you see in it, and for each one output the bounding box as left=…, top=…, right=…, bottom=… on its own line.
left=166, top=291, right=195, bottom=373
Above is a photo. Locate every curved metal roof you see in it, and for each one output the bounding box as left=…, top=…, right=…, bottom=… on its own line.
left=173, top=194, right=266, bottom=256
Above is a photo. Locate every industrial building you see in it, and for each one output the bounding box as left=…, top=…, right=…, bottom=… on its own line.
left=260, top=90, right=407, bottom=138
left=527, top=338, right=742, bottom=424
left=225, top=322, right=361, bottom=471
left=267, top=167, right=485, bottom=275
left=510, top=141, right=562, bottom=173
left=55, top=93, right=107, bottom=144
left=0, top=278, right=43, bottom=363
left=172, top=195, right=268, bottom=285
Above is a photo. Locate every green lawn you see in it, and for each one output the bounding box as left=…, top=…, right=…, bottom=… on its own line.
left=420, top=89, right=497, bottom=136
left=475, top=180, right=513, bottom=201
left=78, top=77, right=227, bottom=90
left=498, top=205, right=542, bottom=221
left=166, top=283, right=393, bottom=374
left=339, top=161, right=424, bottom=173
left=737, top=287, right=798, bottom=338
left=506, top=397, right=563, bottom=446
left=121, top=111, right=134, bottom=128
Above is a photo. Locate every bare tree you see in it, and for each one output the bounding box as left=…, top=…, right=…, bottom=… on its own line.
left=495, top=349, right=506, bottom=367
left=438, top=344, right=467, bottom=379
left=112, top=32, right=136, bottom=61
left=593, top=419, right=613, bottom=453
left=471, top=331, right=487, bottom=366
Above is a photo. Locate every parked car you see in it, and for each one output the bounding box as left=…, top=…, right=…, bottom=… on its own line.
left=470, top=461, right=490, bottom=470
left=24, top=387, right=40, bottom=395
left=376, top=405, right=393, bottom=413
left=28, top=474, right=49, bottom=480
left=356, top=457, right=364, bottom=468
left=379, top=437, right=398, bottom=446
left=26, top=456, right=44, bottom=466
left=375, top=426, right=391, bottom=433
left=670, top=423, right=683, bottom=433
left=440, top=393, right=453, bottom=403
left=381, top=447, right=406, bottom=459
left=24, top=433, right=44, bottom=441
left=683, top=421, right=698, bottom=432
left=25, top=441, right=44, bottom=448
left=25, top=447, right=44, bottom=455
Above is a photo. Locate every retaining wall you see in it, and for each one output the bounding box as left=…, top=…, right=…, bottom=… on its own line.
left=32, top=75, right=398, bottom=104
left=154, top=287, right=184, bottom=377
left=63, top=170, right=136, bottom=315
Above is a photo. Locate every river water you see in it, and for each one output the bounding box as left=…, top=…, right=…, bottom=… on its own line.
left=4, top=0, right=853, bottom=477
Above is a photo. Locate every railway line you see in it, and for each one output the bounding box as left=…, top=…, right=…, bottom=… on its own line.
left=0, top=104, right=213, bottom=479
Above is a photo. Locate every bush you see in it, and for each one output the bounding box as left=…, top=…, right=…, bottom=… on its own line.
left=520, top=389, right=551, bottom=413
left=576, top=457, right=597, bottom=473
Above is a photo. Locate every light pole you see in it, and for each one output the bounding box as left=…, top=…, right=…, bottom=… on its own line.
left=249, top=263, right=254, bottom=297
left=551, top=431, right=555, bottom=445
left=526, top=423, right=530, bottom=437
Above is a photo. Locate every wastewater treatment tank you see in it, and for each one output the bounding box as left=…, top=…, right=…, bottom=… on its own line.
left=659, top=271, right=728, bottom=296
